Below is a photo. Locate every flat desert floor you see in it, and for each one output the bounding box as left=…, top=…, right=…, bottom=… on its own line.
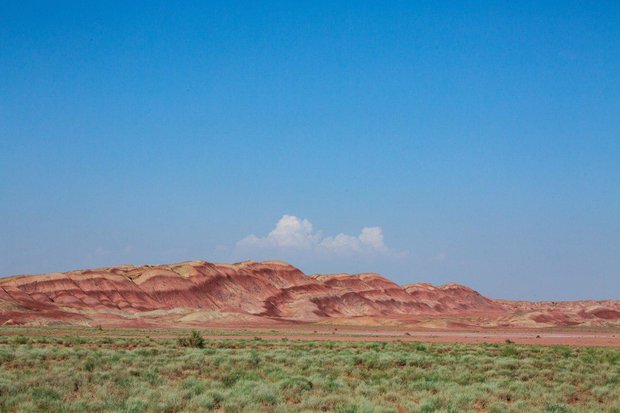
left=2, top=323, right=619, bottom=347
left=1, top=325, right=620, bottom=412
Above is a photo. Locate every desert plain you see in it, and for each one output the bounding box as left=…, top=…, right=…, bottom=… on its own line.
left=1, top=260, right=620, bottom=412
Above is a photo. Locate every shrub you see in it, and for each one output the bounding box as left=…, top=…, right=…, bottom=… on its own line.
left=500, top=345, right=519, bottom=357
left=13, top=335, right=30, bottom=345
left=545, top=404, right=570, bottom=413
left=83, top=358, right=97, bottom=372
left=279, top=376, right=313, bottom=393
left=177, top=330, right=205, bottom=348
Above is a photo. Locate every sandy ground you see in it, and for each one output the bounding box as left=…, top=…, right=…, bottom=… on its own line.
left=188, top=324, right=620, bottom=347
left=198, top=330, right=620, bottom=347
left=2, top=324, right=619, bottom=348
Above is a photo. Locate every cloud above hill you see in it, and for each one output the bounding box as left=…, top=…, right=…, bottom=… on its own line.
left=237, top=215, right=390, bottom=256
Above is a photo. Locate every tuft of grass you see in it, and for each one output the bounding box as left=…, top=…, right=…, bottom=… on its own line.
left=500, top=345, right=519, bottom=357
left=13, top=335, right=29, bottom=345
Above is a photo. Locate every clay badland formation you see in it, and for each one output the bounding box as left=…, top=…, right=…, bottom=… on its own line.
left=1, top=260, right=619, bottom=328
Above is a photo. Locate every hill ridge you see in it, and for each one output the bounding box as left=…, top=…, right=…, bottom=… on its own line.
left=1, top=260, right=619, bottom=328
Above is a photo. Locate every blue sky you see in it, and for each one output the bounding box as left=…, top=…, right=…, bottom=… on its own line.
left=1, top=1, right=619, bottom=300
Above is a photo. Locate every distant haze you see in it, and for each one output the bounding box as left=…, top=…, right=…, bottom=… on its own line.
left=1, top=2, right=619, bottom=300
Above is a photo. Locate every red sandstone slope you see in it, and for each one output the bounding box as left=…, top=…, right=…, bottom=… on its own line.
left=0, top=260, right=618, bottom=328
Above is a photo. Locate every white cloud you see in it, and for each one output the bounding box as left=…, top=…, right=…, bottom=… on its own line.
left=358, top=227, right=386, bottom=251
left=237, top=215, right=390, bottom=255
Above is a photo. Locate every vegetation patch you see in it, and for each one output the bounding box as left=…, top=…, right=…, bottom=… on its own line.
left=0, top=328, right=619, bottom=412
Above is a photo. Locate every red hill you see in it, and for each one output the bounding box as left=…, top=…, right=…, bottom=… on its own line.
left=1, top=260, right=618, bottom=328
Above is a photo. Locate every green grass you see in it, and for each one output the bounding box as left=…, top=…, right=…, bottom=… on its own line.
left=0, top=330, right=619, bottom=412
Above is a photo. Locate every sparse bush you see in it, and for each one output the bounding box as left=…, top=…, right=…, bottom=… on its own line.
left=177, top=330, right=205, bottom=348
left=545, top=404, right=570, bottom=413
left=501, top=345, right=519, bottom=357
left=83, top=358, right=97, bottom=372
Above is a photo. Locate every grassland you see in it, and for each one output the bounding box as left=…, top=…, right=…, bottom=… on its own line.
left=0, top=328, right=619, bottom=412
